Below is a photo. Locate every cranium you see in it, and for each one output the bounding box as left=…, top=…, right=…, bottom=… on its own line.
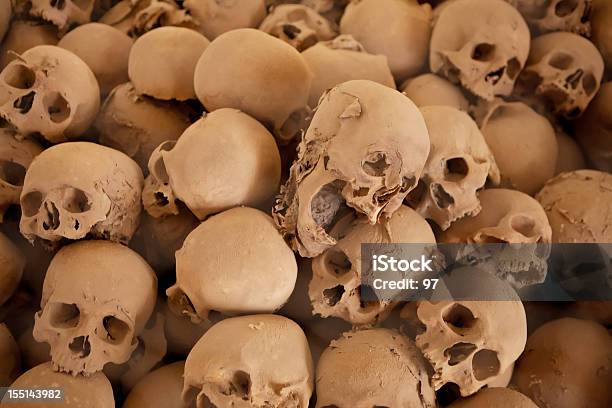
left=0, top=45, right=100, bottom=143
left=273, top=79, right=430, bottom=257
left=0, top=323, right=20, bottom=387
left=448, top=387, right=539, bottom=408
left=0, top=20, right=58, bottom=69
left=441, top=188, right=552, bottom=287
left=32, top=241, right=157, bottom=375
left=183, top=0, right=267, bottom=40
left=401, top=73, right=470, bottom=111
left=309, top=206, right=436, bottom=326
left=406, top=105, right=500, bottom=230
left=143, top=109, right=280, bottom=220
left=592, top=0, right=612, bottom=74
left=20, top=142, right=144, bottom=244
left=575, top=81, right=612, bottom=172
left=402, top=267, right=527, bottom=396
left=0, top=130, right=43, bottom=221
left=315, top=328, right=436, bottom=408
left=19, top=0, right=97, bottom=33
left=0, top=231, right=25, bottom=307
left=430, top=0, right=530, bottom=100
left=555, top=129, right=586, bottom=175
left=182, top=314, right=313, bottom=408
left=167, top=207, right=297, bottom=323
left=259, top=4, right=337, bottom=51
left=123, top=361, right=186, bottom=408
left=517, top=32, right=604, bottom=119
left=505, top=0, right=592, bottom=35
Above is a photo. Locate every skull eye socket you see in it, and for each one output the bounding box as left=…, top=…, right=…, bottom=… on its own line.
left=582, top=73, right=597, bottom=96
left=548, top=52, right=574, bottom=70
left=2, top=64, right=36, bottom=89
left=0, top=160, right=26, bottom=186
left=61, top=187, right=91, bottom=213
left=102, top=315, right=130, bottom=344
left=323, top=249, right=352, bottom=276
left=506, top=58, right=521, bottom=80
left=229, top=371, right=251, bottom=399
left=555, top=0, right=579, bottom=17
left=48, top=302, right=80, bottom=328
left=471, top=43, right=496, bottom=62
left=44, top=92, right=71, bottom=123
left=21, top=190, right=43, bottom=217
left=444, top=158, right=469, bottom=181
left=442, top=303, right=477, bottom=334
left=472, top=349, right=500, bottom=381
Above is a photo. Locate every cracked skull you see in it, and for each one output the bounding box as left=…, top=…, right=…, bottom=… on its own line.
left=182, top=314, right=313, bottom=408
left=32, top=241, right=157, bottom=375
left=430, top=0, right=530, bottom=100
left=504, top=0, right=592, bottom=35
left=0, top=45, right=100, bottom=143
left=406, top=105, right=500, bottom=230
left=273, top=79, right=430, bottom=258
left=19, top=142, right=144, bottom=244
left=517, top=31, right=604, bottom=119
left=309, top=205, right=436, bottom=326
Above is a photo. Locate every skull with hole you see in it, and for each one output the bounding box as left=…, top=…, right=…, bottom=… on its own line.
left=310, top=206, right=436, bottom=326
left=19, top=142, right=144, bottom=244
left=273, top=80, right=430, bottom=257
left=430, top=0, right=530, bottom=101
left=32, top=241, right=157, bottom=375
left=182, top=314, right=313, bottom=408
left=406, top=106, right=500, bottom=230
left=18, top=0, right=97, bottom=33
left=441, top=189, right=552, bottom=288
left=183, top=0, right=267, bottom=40
left=403, top=267, right=527, bottom=397
left=0, top=130, right=43, bottom=221
left=0, top=45, right=100, bottom=143
left=259, top=4, right=337, bottom=51
left=517, top=32, right=603, bottom=119
left=504, top=0, right=592, bottom=35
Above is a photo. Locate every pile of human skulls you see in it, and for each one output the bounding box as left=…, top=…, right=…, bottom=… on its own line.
left=0, top=0, right=611, bottom=407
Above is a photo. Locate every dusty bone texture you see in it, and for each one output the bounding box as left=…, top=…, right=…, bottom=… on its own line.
left=401, top=73, right=469, bottom=111
left=0, top=230, right=25, bottom=307
left=592, top=0, right=612, bottom=73
left=514, top=318, right=612, bottom=408
left=16, top=0, right=97, bottom=33
left=128, top=26, right=209, bottom=101
left=536, top=169, right=612, bottom=243
left=183, top=314, right=313, bottom=408
left=340, top=0, right=432, bottom=81
left=555, top=130, right=586, bottom=175
left=0, top=323, right=20, bottom=387
left=430, top=0, right=530, bottom=101
left=0, top=130, right=43, bottom=221
left=504, top=0, right=592, bottom=35
left=0, top=20, right=58, bottom=69
left=517, top=31, right=604, bottom=119
left=123, top=361, right=186, bottom=408
left=274, top=79, right=430, bottom=257
left=19, top=142, right=144, bottom=244
left=407, top=105, right=500, bottom=230
left=58, top=23, right=133, bottom=96
left=32, top=240, right=157, bottom=375
left=403, top=267, right=527, bottom=397
left=310, top=206, right=436, bottom=326
left=184, top=0, right=267, bottom=40
left=143, top=109, right=280, bottom=220
left=477, top=100, right=558, bottom=195
left=194, top=28, right=312, bottom=142
left=0, top=45, right=99, bottom=143
left=315, top=328, right=436, bottom=408
left=3, top=361, right=115, bottom=407
left=575, top=81, right=612, bottom=172
left=448, top=387, right=538, bottom=408
left=95, top=82, right=191, bottom=173
left=167, top=207, right=297, bottom=323
left=0, top=0, right=10, bottom=40
left=302, top=34, right=395, bottom=108
left=260, top=4, right=337, bottom=51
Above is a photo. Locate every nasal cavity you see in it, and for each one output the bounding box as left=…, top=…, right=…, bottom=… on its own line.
left=69, top=336, right=91, bottom=358
left=42, top=201, right=60, bottom=231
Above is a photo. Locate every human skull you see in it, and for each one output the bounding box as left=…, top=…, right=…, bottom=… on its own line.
left=310, top=206, right=436, bottom=326
left=0, top=323, right=20, bottom=387
left=315, top=328, right=437, bottom=407
left=0, top=231, right=26, bottom=307
left=448, top=387, right=539, bottom=408
left=183, top=314, right=313, bottom=408
left=401, top=73, right=470, bottom=111
left=32, top=241, right=157, bottom=375
left=0, top=45, right=100, bottom=143
left=167, top=207, right=297, bottom=323
left=23, top=0, right=96, bottom=33
left=430, top=0, right=530, bottom=100
left=184, top=0, right=267, bottom=40
left=517, top=32, right=604, bottom=119
left=259, top=4, right=337, bottom=51
left=3, top=362, right=115, bottom=407
left=575, top=81, right=611, bottom=172
left=555, top=129, right=586, bottom=175
left=143, top=109, right=280, bottom=220
left=441, top=189, right=552, bottom=287
left=404, top=268, right=527, bottom=396
left=592, top=0, right=612, bottom=74
left=406, top=106, right=500, bottom=230
left=123, top=361, right=185, bottom=408
left=273, top=80, right=430, bottom=257
left=20, top=142, right=144, bottom=244
left=0, top=20, right=58, bottom=69
left=0, top=130, right=43, bottom=221
left=504, top=0, right=592, bottom=35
